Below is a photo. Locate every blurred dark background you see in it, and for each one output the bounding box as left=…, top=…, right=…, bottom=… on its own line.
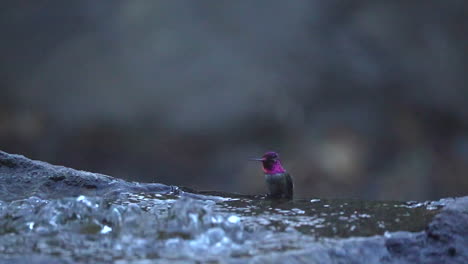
left=1, top=1, right=468, bottom=201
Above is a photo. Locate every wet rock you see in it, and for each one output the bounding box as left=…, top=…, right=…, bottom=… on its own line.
left=0, top=151, right=175, bottom=201
left=0, top=150, right=467, bottom=263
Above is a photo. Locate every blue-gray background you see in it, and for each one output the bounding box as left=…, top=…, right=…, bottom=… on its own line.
left=1, top=1, right=467, bottom=200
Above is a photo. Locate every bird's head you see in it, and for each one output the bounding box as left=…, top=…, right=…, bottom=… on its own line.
left=250, top=151, right=285, bottom=174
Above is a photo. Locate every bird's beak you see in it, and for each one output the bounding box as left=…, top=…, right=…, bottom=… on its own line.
left=249, top=158, right=265, bottom=161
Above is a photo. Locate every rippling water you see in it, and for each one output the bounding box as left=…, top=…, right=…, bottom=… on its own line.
left=0, top=189, right=442, bottom=263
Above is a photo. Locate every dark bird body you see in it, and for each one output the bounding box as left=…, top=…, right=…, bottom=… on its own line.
left=264, top=172, right=293, bottom=199
left=251, top=152, right=294, bottom=199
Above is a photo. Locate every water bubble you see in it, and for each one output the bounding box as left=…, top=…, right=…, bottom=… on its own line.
left=291, top=208, right=305, bottom=214
left=206, top=227, right=226, bottom=245
left=100, top=225, right=112, bottom=234
left=378, top=221, right=385, bottom=229
left=227, top=215, right=240, bottom=224
left=27, top=222, right=35, bottom=230
left=76, top=195, right=97, bottom=207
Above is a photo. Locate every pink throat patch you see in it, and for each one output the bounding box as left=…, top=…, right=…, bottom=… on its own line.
left=263, top=161, right=286, bottom=174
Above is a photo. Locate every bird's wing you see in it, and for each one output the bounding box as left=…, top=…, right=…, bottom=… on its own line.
left=285, top=173, right=294, bottom=199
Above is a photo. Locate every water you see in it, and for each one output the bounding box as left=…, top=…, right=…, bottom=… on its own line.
left=0, top=190, right=442, bottom=263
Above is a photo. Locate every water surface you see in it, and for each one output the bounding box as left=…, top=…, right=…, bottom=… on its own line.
left=0, top=189, right=442, bottom=263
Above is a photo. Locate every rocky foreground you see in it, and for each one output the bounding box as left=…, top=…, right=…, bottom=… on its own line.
left=0, top=150, right=467, bottom=263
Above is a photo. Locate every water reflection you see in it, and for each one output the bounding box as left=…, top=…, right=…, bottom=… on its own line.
left=215, top=196, right=441, bottom=238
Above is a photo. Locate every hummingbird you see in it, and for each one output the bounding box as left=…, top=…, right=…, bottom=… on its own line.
left=250, top=151, right=293, bottom=199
